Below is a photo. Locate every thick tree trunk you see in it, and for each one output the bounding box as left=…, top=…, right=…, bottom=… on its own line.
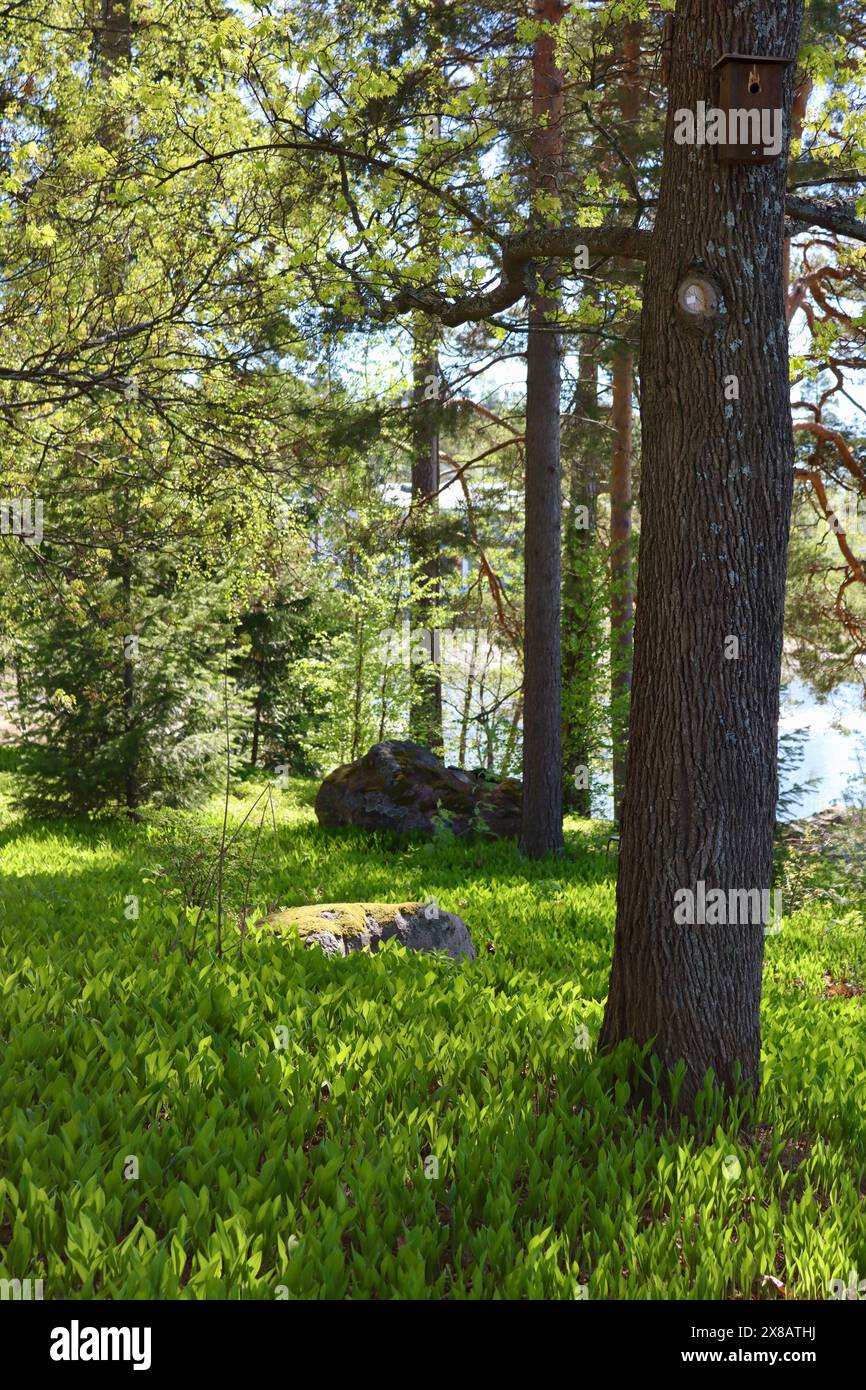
left=520, top=0, right=565, bottom=858
left=599, top=0, right=803, bottom=1110
left=609, top=344, right=634, bottom=822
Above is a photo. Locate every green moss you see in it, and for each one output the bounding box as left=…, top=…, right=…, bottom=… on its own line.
left=265, top=901, right=422, bottom=938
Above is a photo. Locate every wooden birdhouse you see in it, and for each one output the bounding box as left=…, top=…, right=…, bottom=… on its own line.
left=711, top=54, right=791, bottom=163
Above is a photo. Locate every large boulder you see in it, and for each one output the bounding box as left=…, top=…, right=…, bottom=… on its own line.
left=314, top=740, right=521, bottom=839
left=264, top=901, right=476, bottom=962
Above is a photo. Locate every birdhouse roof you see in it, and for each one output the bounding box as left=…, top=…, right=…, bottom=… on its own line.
left=712, top=54, right=793, bottom=70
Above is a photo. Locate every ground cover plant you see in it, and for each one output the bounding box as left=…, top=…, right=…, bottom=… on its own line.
left=2, top=0, right=866, bottom=1327
left=2, top=767, right=864, bottom=1301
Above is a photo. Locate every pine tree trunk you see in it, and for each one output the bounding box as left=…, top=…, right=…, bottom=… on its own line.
left=350, top=573, right=364, bottom=761
left=409, top=326, right=444, bottom=755
left=609, top=344, right=634, bottom=822
left=609, top=23, right=640, bottom=824
left=520, top=0, right=565, bottom=858
left=599, top=0, right=804, bottom=1110
left=562, top=332, right=601, bottom=816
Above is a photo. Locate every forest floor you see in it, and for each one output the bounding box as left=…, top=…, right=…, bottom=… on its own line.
left=1, top=761, right=864, bottom=1299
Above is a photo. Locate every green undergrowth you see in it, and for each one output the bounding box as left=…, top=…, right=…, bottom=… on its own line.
left=0, top=775, right=864, bottom=1299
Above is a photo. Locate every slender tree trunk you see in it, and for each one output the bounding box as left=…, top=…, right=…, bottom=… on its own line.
left=458, top=627, right=479, bottom=767
left=121, top=563, right=139, bottom=818
left=501, top=695, right=523, bottom=778
left=562, top=331, right=601, bottom=816
left=250, top=688, right=263, bottom=767
left=377, top=660, right=390, bottom=743
left=350, top=598, right=364, bottom=761
left=520, top=0, right=565, bottom=858
left=599, top=0, right=803, bottom=1111
left=609, top=344, right=634, bottom=822
left=407, top=93, right=445, bottom=755
left=609, top=24, right=640, bottom=824
left=409, top=322, right=444, bottom=754
left=96, top=0, right=137, bottom=818
left=13, top=655, right=26, bottom=738
left=784, top=75, right=813, bottom=321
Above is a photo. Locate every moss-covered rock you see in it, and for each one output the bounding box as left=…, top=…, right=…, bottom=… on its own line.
left=266, top=901, right=421, bottom=938
left=314, top=740, right=521, bottom=840
left=263, top=900, right=476, bottom=962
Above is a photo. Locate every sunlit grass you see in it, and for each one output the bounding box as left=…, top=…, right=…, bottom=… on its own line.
left=1, top=772, right=864, bottom=1299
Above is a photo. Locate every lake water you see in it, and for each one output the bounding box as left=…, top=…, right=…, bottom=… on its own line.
left=587, top=678, right=865, bottom=822
left=778, top=679, right=865, bottom=819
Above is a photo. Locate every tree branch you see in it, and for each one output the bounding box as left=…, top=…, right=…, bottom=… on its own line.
left=379, top=225, right=652, bottom=325
left=785, top=194, right=866, bottom=243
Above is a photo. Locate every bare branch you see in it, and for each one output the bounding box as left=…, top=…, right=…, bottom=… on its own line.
left=786, top=194, right=866, bottom=243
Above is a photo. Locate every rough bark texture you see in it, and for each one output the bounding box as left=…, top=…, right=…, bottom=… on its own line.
left=599, top=0, right=804, bottom=1109
left=520, top=0, right=565, bottom=858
